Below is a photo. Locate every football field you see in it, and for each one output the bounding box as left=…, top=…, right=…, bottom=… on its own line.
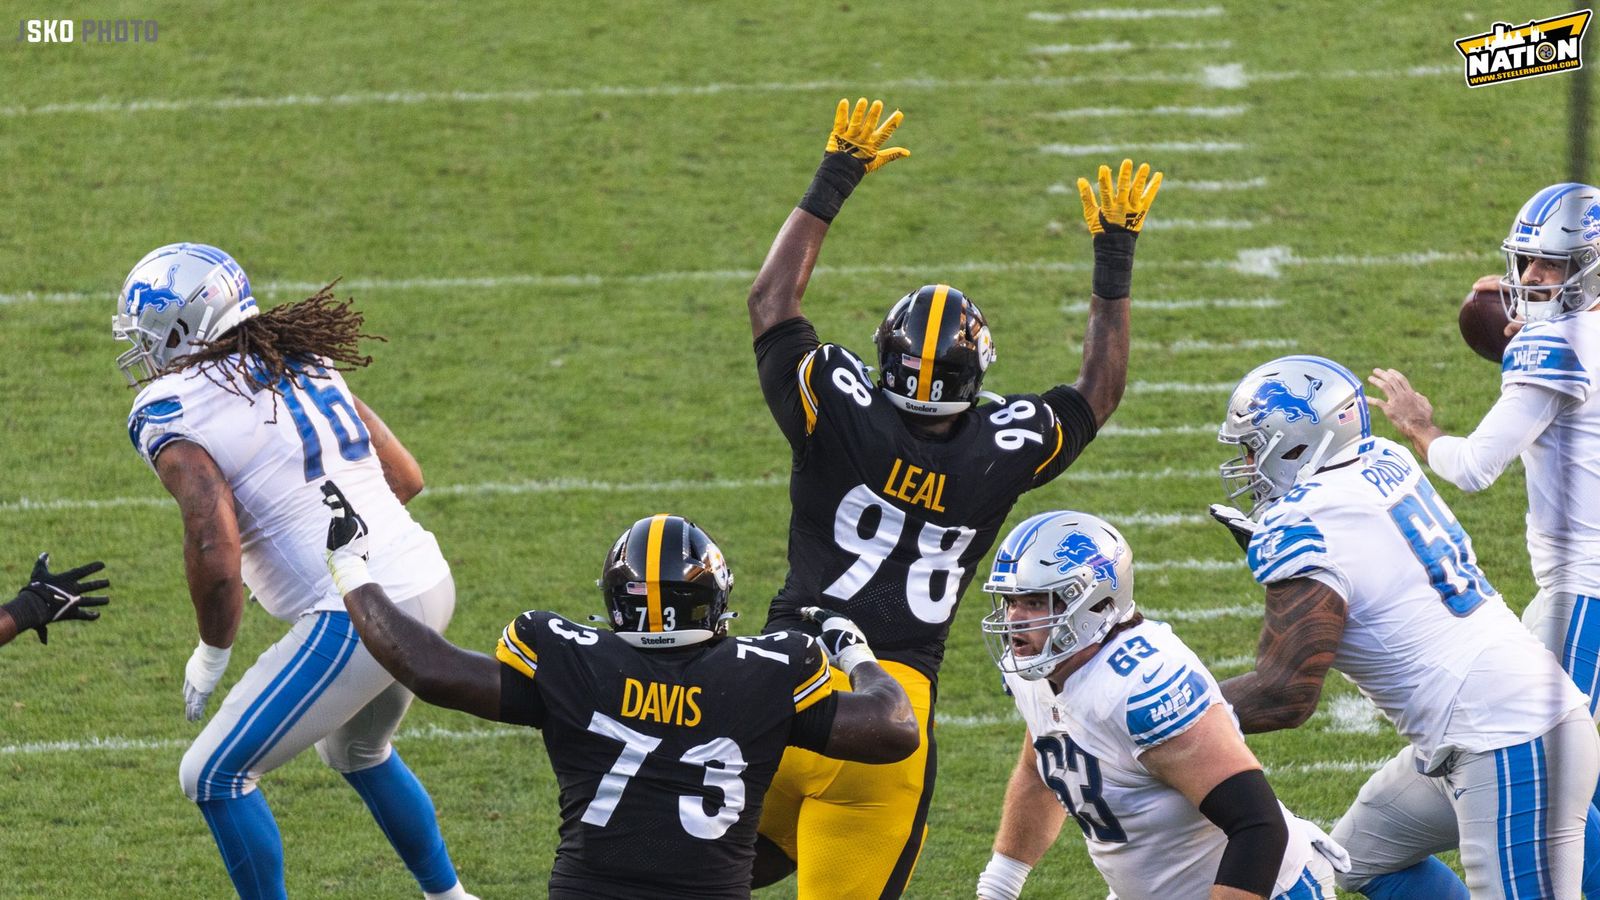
left=1, top=1, right=1593, bottom=896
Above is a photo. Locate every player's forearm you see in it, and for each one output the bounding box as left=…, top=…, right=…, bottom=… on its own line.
left=748, top=208, right=828, bottom=339
left=353, top=397, right=424, bottom=503
left=183, top=533, right=244, bottom=649
left=825, top=661, right=919, bottom=762
left=341, top=583, right=501, bottom=719
left=1073, top=295, right=1130, bottom=427
left=993, top=745, right=1065, bottom=864
left=1218, top=670, right=1322, bottom=733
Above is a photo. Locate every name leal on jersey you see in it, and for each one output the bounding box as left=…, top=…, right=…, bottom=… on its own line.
left=621, top=677, right=703, bottom=727
left=882, top=457, right=948, bottom=512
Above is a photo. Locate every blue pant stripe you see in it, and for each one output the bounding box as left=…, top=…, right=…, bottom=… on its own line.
left=233, top=614, right=358, bottom=795
left=1566, top=595, right=1600, bottom=715
left=1534, top=737, right=1553, bottom=900
left=1499, top=739, right=1551, bottom=900
left=197, top=615, right=330, bottom=801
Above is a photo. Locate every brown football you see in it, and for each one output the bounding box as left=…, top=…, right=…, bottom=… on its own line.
left=1459, top=287, right=1512, bottom=363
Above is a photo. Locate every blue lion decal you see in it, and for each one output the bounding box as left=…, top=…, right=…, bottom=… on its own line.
left=1247, top=374, right=1323, bottom=427
left=1582, top=202, right=1600, bottom=241
left=124, top=264, right=185, bottom=316
left=1054, top=531, right=1118, bottom=589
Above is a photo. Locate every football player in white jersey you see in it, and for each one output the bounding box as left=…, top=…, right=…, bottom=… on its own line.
left=1369, top=183, right=1600, bottom=770
left=1212, top=354, right=1600, bottom=899
left=974, top=511, right=1345, bottom=900
left=114, top=244, right=474, bottom=900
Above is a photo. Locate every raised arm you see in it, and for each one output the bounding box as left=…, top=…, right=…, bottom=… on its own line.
left=1140, top=706, right=1287, bottom=900
left=1070, top=159, right=1162, bottom=426
left=322, top=482, right=501, bottom=721
left=1219, top=577, right=1347, bottom=733
left=352, top=395, right=424, bottom=504
left=747, top=97, right=910, bottom=340
left=975, top=731, right=1067, bottom=900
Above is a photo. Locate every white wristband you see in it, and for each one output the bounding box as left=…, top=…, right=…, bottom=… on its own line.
left=976, top=851, right=1032, bottom=900
left=835, top=643, right=877, bottom=677
left=326, top=548, right=376, bottom=596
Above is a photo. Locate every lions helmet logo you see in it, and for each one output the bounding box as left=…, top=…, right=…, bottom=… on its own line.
left=1581, top=202, right=1600, bottom=241
left=1053, top=531, right=1118, bottom=589
left=124, top=264, right=186, bottom=316
left=1246, top=374, right=1323, bottom=427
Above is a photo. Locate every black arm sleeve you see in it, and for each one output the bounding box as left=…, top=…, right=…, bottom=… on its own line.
left=1034, top=384, right=1100, bottom=487
left=497, top=664, right=548, bottom=728
left=787, top=692, right=840, bottom=753
left=753, top=316, right=822, bottom=453
left=1199, top=768, right=1289, bottom=896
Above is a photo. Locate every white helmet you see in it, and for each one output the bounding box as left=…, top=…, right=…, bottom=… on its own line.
left=981, top=511, right=1135, bottom=681
left=1501, top=182, right=1600, bottom=322
left=112, top=243, right=257, bottom=385
left=1218, top=355, right=1371, bottom=516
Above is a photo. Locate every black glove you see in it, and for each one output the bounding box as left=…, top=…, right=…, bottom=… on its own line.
left=3, top=553, right=110, bottom=644
left=1208, top=504, right=1258, bottom=553
left=321, top=481, right=375, bottom=594
left=799, top=606, right=876, bottom=675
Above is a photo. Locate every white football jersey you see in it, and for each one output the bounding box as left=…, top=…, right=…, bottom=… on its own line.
left=1247, top=437, right=1585, bottom=769
left=1501, top=312, right=1600, bottom=593
left=128, top=358, right=448, bottom=621
left=1005, top=619, right=1325, bottom=900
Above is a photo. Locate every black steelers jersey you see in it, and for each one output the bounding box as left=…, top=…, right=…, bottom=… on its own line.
left=495, top=610, right=837, bottom=899
left=755, top=316, right=1098, bottom=680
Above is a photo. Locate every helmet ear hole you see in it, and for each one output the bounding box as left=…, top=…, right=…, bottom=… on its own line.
left=1281, top=444, right=1305, bottom=461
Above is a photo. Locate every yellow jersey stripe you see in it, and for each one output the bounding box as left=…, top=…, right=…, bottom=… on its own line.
left=915, top=285, right=950, bottom=402
left=1033, top=421, right=1065, bottom=475
left=645, top=513, right=667, bottom=632
left=793, top=658, right=835, bottom=713
left=496, top=625, right=538, bottom=679
left=798, top=351, right=820, bottom=435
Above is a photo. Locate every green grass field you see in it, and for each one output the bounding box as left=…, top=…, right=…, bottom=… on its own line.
left=1, top=1, right=1594, bottom=896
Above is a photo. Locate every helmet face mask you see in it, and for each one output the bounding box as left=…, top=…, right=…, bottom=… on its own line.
left=598, top=514, right=734, bottom=649
left=1218, top=355, right=1371, bottom=517
left=873, top=284, right=996, bottom=416
left=112, top=243, right=257, bottom=386
left=982, top=511, right=1135, bottom=681
left=1500, top=183, right=1600, bottom=322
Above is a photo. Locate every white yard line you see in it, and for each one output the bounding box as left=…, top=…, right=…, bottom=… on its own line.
left=1031, top=40, right=1233, bottom=54
left=1141, top=217, right=1257, bottom=230
left=1028, top=7, right=1226, bottom=21
left=2, top=247, right=1484, bottom=306
left=1324, top=694, right=1383, bottom=735
left=1131, top=338, right=1295, bottom=352
left=1129, top=381, right=1236, bottom=393
left=1061, top=298, right=1284, bottom=312
left=1099, top=423, right=1217, bottom=436
left=1142, top=600, right=1258, bottom=618
left=0, top=66, right=1456, bottom=118
left=1038, top=104, right=1249, bottom=119
left=1041, top=140, right=1249, bottom=155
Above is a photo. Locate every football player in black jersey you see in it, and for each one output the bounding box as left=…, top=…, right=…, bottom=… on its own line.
left=0, top=553, right=109, bottom=647
left=319, top=483, right=918, bottom=899
left=745, top=97, right=1161, bottom=897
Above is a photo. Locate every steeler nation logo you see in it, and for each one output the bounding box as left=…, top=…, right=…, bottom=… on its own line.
left=1456, top=10, right=1591, bottom=88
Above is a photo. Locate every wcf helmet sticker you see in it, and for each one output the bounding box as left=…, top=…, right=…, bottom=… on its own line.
left=1455, top=9, right=1591, bottom=87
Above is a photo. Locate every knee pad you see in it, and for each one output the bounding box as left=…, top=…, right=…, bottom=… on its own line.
left=181, top=741, right=257, bottom=802
left=317, top=738, right=392, bottom=774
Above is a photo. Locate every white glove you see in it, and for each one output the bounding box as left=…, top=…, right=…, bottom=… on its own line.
left=321, top=481, right=375, bottom=594
left=799, top=606, right=876, bottom=676
left=1207, top=503, right=1259, bottom=552
left=976, top=852, right=1031, bottom=900
left=183, top=641, right=231, bottom=722
left=1299, top=817, right=1352, bottom=873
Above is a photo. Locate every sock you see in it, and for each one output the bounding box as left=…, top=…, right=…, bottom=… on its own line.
left=343, top=751, right=460, bottom=893
left=197, top=791, right=287, bottom=900
left=1358, top=857, right=1469, bottom=900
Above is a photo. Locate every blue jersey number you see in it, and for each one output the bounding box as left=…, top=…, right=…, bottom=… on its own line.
left=1034, top=734, right=1127, bottom=843
left=1386, top=480, right=1492, bottom=616
left=277, top=363, right=371, bottom=481
left=1106, top=635, right=1157, bottom=676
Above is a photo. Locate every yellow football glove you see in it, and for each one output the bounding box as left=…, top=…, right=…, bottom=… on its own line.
left=1077, top=159, right=1162, bottom=235
left=826, top=97, right=910, bottom=174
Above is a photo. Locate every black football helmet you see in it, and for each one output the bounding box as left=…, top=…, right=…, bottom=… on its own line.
left=872, top=284, right=996, bottom=416
left=598, top=514, right=734, bottom=648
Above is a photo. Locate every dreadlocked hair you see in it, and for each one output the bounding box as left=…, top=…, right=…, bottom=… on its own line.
left=176, top=280, right=386, bottom=403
